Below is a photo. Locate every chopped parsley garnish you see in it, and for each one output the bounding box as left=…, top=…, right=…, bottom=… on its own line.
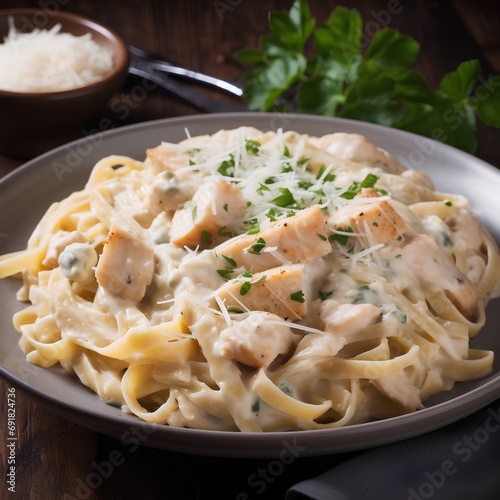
left=228, top=307, right=245, bottom=314
left=247, top=223, right=261, bottom=235
left=201, top=231, right=212, bottom=243
left=316, top=164, right=335, bottom=182
left=257, top=183, right=271, bottom=194
left=340, top=174, right=379, bottom=199
left=361, top=173, right=379, bottom=188
left=445, top=200, right=453, bottom=207
left=223, top=203, right=229, bottom=212
left=239, top=275, right=267, bottom=295
left=283, top=145, right=291, bottom=158
left=250, top=237, right=266, bottom=254
left=317, top=233, right=327, bottom=241
left=217, top=226, right=233, bottom=238
left=297, top=180, right=313, bottom=190
left=217, top=153, right=235, bottom=177
left=217, top=269, right=234, bottom=281
left=329, top=227, right=354, bottom=245
left=222, top=255, right=237, bottom=267
left=319, top=290, right=334, bottom=301
left=245, top=139, right=261, bottom=154
left=265, top=208, right=278, bottom=222
left=272, top=187, right=297, bottom=208
left=290, top=291, right=305, bottom=303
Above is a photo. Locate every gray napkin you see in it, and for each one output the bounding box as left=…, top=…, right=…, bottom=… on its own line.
left=287, top=399, right=500, bottom=500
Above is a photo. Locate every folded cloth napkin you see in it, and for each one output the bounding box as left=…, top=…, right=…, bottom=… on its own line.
left=286, top=399, right=500, bottom=500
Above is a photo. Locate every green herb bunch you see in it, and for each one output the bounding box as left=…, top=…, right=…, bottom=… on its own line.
left=237, top=0, right=500, bottom=153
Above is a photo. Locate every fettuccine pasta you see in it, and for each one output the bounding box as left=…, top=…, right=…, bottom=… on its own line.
left=1, top=127, right=499, bottom=431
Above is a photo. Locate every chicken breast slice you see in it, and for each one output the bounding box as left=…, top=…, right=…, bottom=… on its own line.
left=449, top=209, right=487, bottom=285
left=401, top=234, right=479, bottom=316
left=371, top=369, right=423, bottom=411
left=217, top=205, right=331, bottom=272
left=321, top=301, right=381, bottom=340
left=95, top=225, right=154, bottom=303
left=170, top=177, right=246, bottom=248
left=146, top=145, right=190, bottom=174
left=218, top=312, right=294, bottom=368
left=217, top=264, right=308, bottom=320
left=328, top=188, right=406, bottom=246
left=310, top=133, right=406, bottom=174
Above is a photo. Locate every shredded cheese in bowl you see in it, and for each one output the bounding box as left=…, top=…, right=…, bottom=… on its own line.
left=0, top=17, right=114, bottom=93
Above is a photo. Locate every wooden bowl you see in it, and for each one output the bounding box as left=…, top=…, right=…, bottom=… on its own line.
left=0, top=9, right=129, bottom=158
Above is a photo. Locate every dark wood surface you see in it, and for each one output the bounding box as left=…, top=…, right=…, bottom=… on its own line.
left=0, top=1, right=499, bottom=499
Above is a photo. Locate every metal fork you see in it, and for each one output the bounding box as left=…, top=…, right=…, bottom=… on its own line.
left=128, top=44, right=243, bottom=97
left=128, top=56, right=247, bottom=113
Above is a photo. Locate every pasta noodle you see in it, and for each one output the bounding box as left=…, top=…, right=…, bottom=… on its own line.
left=1, top=126, right=500, bottom=432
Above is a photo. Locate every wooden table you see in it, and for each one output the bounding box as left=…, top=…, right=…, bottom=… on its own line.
left=1, top=1, right=499, bottom=498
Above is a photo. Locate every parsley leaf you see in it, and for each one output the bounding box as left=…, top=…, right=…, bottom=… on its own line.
left=340, top=174, right=378, bottom=199
left=272, top=187, right=297, bottom=208
left=222, top=255, right=237, bottom=267
left=218, top=154, right=235, bottom=177
left=201, top=231, right=212, bottom=243
left=217, top=269, right=234, bottom=281
left=240, top=275, right=267, bottom=295
left=329, top=226, right=353, bottom=245
left=290, top=290, right=305, bottom=303
left=319, top=289, right=334, bottom=300
left=240, top=282, right=252, bottom=295
left=247, top=223, right=261, bottom=235
left=237, top=1, right=500, bottom=153
left=316, top=164, right=335, bottom=182
left=246, top=139, right=261, bottom=154
left=250, top=237, right=266, bottom=254
left=217, top=226, right=233, bottom=238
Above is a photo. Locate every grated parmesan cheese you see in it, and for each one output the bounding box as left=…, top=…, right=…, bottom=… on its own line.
left=0, top=17, right=114, bottom=93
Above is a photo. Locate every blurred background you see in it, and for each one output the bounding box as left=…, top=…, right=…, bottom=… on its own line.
left=1, top=0, right=499, bottom=169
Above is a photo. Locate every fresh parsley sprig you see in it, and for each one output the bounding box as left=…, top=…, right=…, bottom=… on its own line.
left=237, top=0, right=500, bottom=153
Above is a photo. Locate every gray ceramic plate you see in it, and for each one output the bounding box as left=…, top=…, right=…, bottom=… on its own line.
left=1, top=113, right=500, bottom=458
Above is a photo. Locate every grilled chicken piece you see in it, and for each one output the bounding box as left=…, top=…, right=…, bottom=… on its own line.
left=146, top=145, right=190, bottom=174
left=329, top=188, right=406, bottom=246
left=218, top=205, right=331, bottom=272
left=310, top=132, right=405, bottom=174
left=321, top=302, right=381, bottom=339
left=95, top=225, right=154, bottom=303
left=371, top=369, right=423, bottom=411
left=170, top=177, right=246, bottom=248
left=217, top=264, right=308, bottom=320
left=401, top=234, right=479, bottom=316
left=218, top=312, right=294, bottom=368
